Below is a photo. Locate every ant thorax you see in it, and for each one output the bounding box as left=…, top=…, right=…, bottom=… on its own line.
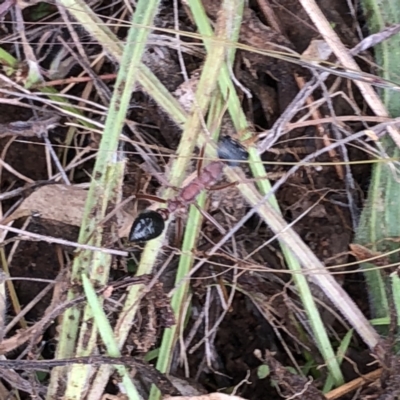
left=129, top=137, right=248, bottom=243
left=198, top=161, right=224, bottom=186
left=179, top=181, right=206, bottom=204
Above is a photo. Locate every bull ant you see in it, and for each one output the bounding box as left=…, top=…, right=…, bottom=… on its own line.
left=129, top=136, right=248, bottom=242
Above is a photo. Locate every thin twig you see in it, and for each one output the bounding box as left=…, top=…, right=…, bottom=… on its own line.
left=0, top=225, right=128, bottom=256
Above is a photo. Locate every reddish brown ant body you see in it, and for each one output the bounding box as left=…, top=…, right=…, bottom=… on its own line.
left=129, top=136, right=248, bottom=242
left=166, top=161, right=224, bottom=213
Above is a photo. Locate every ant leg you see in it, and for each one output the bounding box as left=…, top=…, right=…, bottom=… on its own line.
left=174, top=216, right=183, bottom=247
left=196, top=145, right=206, bottom=177
left=193, top=203, right=226, bottom=235
left=134, top=193, right=167, bottom=204
left=207, top=181, right=238, bottom=191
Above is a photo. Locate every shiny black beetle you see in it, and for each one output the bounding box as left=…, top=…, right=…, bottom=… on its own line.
left=217, top=135, right=248, bottom=167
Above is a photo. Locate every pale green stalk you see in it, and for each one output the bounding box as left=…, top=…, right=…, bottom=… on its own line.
left=148, top=96, right=224, bottom=400
left=187, top=0, right=247, bottom=133
left=81, top=274, right=141, bottom=400
left=147, top=4, right=246, bottom=398
left=148, top=194, right=207, bottom=400
left=390, top=272, right=400, bottom=327
left=47, top=0, right=161, bottom=398
left=61, top=161, right=125, bottom=400
left=323, top=330, right=353, bottom=392
left=89, top=3, right=235, bottom=397
left=189, top=0, right=343, bottom=385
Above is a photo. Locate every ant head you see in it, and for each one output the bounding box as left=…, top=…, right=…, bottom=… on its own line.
left=217, top=136, right=248, bottom=167
left=129, top=210, right=166, bottom=242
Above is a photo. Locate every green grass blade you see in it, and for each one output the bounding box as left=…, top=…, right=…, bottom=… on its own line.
left=56, top=0, right=187, bottom=127
left=187, top=0, right=247, bottom=132
left=357, top=0, right=400, bottom=321
left=81, top=274, right=141, bottom=400
left=149, top=98, right=225, bottom=398
left=188, top=0, right=343, bottom=385
left=323, top=329, right=353, bottom=392
left=149, top=195, right=206, bottom=398
left=147, top=3, right=242, bottom=399
left=47, top=0, right=161, bottom=398
left=222, top=165, right=380, bottom=348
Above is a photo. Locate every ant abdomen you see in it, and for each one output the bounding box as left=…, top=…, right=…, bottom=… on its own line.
left=217, top=136, right=248, bottom=167
left=129, top=210, right=165, bottom=242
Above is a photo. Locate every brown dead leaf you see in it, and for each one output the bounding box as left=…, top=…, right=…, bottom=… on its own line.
left=0, top=116, right=60, bottom=138
left=349, top=243, right=389, bottom=266
left=2, top=184, right=87, bottom=226
left=2, top=184, right=135, bottom=240
left=173, top=69, right=200, bottom=111
left=301, top=39, right=332, bottom=61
